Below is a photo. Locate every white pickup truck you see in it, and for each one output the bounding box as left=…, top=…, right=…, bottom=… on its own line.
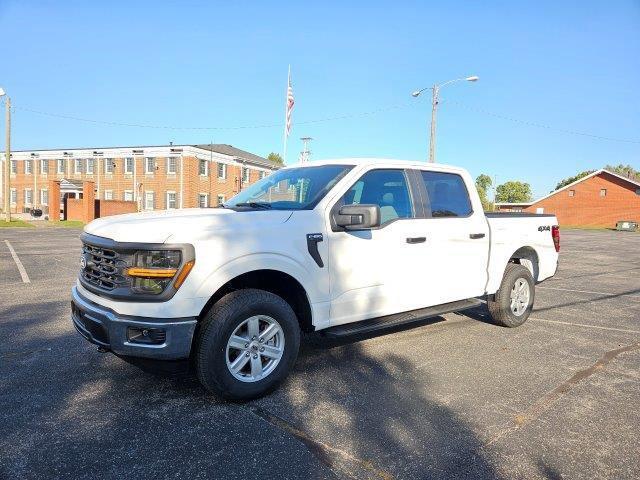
left=72, top=159, right=559, bottom=399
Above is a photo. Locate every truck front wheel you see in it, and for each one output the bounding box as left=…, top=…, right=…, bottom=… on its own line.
left=195, top=289, right=300, bottom=400
left=487, top=263, right=535, bottom=327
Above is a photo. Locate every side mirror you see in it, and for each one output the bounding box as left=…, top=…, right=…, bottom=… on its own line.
left=335, top=204, right=380, bottom=230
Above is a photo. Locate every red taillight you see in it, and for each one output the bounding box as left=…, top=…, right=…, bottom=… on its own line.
left=552, top=225, right=560, bottom=252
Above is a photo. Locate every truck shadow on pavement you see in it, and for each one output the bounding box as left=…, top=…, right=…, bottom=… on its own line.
left=0, top=299, right=567, bottom=480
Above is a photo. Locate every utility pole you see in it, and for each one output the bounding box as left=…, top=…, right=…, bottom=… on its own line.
left=412, top=76, right=478, bottom=164
left=3, top=94, right=10, bottom=222
left=428, top=85, right=438, bottom=163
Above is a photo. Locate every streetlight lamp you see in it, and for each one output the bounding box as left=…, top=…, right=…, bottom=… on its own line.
left=412, top=76, right=478, bottom=163
left=0, top=87, right=10, bottom=222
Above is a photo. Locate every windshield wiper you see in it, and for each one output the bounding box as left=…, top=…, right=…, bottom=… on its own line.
left=234, top=202, right=272, bottom=210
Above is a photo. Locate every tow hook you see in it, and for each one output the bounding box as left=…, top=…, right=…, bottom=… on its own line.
left=97, top=346, right=109, bottom=353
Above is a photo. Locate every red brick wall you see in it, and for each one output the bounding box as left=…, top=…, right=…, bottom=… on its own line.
left=66, top=199, right=84, bottom=221
left=525, top=172, right=640, bottom=227
left=83, top=181, right=95, bottom=223
left=97, top=200, right=137, bottom=217
left=49, top=180, right=61, bottom=221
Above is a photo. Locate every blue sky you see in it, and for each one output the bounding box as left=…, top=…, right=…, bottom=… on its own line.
left=1, top=0, right=638, bottom=198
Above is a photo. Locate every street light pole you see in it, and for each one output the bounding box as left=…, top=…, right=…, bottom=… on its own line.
left=0, top=89, right=10, bottom=222
left=428, top=84, right=439, bottom=164
left=412, top=76, right=478, bottom=163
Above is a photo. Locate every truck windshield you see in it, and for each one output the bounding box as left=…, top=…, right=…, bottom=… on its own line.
left=225, top=165, right=352, bottom=210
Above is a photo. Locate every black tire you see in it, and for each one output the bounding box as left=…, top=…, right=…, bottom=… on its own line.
left=487, top=263, right=535, bottom=328
left=195, top=288, right=300, bottom=401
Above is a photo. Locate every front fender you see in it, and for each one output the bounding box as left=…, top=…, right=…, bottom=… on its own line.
left=193, top=252, right=327, bottom=306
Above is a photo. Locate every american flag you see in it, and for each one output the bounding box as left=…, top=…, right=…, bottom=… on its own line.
left=285, top=68, right=294, bottom=137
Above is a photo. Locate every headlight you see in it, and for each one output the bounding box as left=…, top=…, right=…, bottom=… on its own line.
left=127, top=250, right=182, bottom=295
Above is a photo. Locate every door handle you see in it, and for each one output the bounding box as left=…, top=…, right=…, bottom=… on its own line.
left=406, top=237, right=426, bottom=244
left=469, top=233, right=486, bottom=239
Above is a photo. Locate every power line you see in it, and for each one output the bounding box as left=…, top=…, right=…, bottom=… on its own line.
left=8, top=100, right=416, bottom=131
left=3, top=97, right=639, bottom=145
left=441, top=98, right=640, bottom=145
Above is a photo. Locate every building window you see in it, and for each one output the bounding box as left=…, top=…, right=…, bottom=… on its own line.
left=105, top=158, right=114, bottom=174
left=104, top=190, right=113, bottom=200
left=40, top=159, right=49, bottom=174
left=600, top=188, right=607, bottom=197
left=124, top=190, right=134, bottom=202
left=217, top=194, right=225, bottom=206
left=125, top=157, right=134, bottom=174
left=86, top=159, right=95, bottom=175
left=40, top=189, right=48, bottom=205
left=166, top=157, right=177, bottom=174
left=198, top=193, right=208, bottom=208
left=199, top=159, right=208, bottom=176
left=24, top=159, right=33, bottom=175
left=145, top=157, right=155, bottom=174
left=568, top=189, right=575, bottom=197
left=166, top=191, right=177, bottom=209
left=636, top=188, right=640, bottom=196
left=144, top=191, right=155, bottom=210
left=10, top=188, right=17, bottom=204
left=57, top=159, right=65, bottom=174
left=259, top=171, right=267, bottom=180
left=242, top=167, right=250, bottom=183
left=217, top=163, right=227, bottom=179
left=75, top=159, right=83, bottom=174
left=24, top=189, right=33, bottom=205
left=10, top=160, right=16, bottom=174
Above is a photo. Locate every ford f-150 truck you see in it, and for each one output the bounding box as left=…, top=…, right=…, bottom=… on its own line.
left=72, top=159, right=559, bottom=399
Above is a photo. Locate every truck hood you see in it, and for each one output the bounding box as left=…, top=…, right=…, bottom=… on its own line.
left=84, top=208, right=293, bottom=243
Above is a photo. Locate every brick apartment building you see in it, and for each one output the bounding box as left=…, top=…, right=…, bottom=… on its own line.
left=496, top=169, right=640, bottom=228
left=0, top=144, right=279, bottom=217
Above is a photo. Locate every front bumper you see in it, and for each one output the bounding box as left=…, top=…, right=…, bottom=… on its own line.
left=71, top=286, right=197, bottom=360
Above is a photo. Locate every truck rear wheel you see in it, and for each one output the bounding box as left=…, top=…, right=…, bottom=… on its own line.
left=195, top=289, right=300, bottom=400
left=487, top=263, right=535, bottom=327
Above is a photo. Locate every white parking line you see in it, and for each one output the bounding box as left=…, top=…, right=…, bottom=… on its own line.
left=4, top=240, right=31, bottom=284
left=532, top=317, right=640, bottom=334
left=538, top=285, right=640, bottom=299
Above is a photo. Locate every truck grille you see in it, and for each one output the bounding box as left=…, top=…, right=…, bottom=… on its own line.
left=81, top=243, right=128, bottom=291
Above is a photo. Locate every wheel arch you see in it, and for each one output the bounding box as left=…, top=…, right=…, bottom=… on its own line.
left=197, top=269, right=314, bottom=333
left=508, top=246, right=540, bottom=282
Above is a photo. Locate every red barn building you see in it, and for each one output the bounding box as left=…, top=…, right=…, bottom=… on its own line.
left=496, top=169, right=640, bottom=228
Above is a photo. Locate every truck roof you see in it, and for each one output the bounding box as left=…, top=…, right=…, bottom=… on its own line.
left=285, top=158, right=467, bottom=173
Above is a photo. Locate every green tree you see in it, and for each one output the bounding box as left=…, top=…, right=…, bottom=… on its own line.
left=475, top=174, right=494, bottom=211
left=604, top=164, right=639, bottom=180
left=266, top=152, right=284, bottom=165
left=554, top=170, right=595, bottom=191
left=495, top=181, right=532, bottom=203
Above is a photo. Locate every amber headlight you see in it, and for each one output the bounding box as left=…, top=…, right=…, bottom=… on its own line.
left=127, top=250, right=183, bottom=295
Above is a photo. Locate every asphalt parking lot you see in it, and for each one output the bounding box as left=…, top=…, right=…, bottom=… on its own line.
left=1, top=227, right=638, bottom=480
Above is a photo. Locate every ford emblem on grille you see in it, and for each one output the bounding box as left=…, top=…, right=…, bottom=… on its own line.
left=80, top=256, right=87, bottom=269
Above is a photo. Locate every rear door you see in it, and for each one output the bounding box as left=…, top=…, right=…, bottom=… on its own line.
left=408, top=169, right=490, bottom=306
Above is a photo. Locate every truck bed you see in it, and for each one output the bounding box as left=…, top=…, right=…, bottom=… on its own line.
left=484, top=212, right=559, bottom=294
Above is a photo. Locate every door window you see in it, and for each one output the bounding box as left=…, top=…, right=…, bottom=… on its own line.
left=342, top=169, right=413, bottom=225
left=420, top=171, right=472, bottom=217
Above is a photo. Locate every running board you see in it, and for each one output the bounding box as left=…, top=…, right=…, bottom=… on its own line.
left=320, top=298, right=483, bottom=338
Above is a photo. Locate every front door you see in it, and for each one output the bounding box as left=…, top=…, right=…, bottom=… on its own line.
left=326, top=168, right=423, bottom=326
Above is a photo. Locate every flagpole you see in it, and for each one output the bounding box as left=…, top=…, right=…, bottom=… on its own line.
left=282, top=65, right=290, bottom=164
